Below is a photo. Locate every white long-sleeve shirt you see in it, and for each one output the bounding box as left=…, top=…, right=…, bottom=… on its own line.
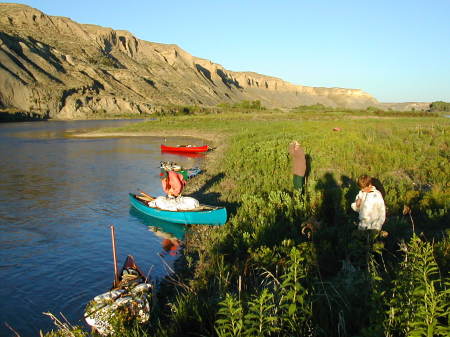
left=351, top=186, right=386, bottom=230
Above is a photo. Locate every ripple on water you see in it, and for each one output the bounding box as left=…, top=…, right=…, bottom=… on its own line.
left=0, top=121, right=205, bottom=336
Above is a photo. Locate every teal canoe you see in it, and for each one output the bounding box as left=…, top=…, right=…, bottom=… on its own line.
left=129, top=193, right=227, bottom=225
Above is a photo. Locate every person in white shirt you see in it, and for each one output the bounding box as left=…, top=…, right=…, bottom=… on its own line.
left=351, top=175, right=386, bottom=231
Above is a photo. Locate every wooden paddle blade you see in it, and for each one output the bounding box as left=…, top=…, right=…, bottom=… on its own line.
left=138, top=190, right=155, bottom=200
left=136, top=195, right=153, bottom=202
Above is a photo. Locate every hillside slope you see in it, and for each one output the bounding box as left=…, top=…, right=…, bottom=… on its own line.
left=0, top=3, right=379, bottom=119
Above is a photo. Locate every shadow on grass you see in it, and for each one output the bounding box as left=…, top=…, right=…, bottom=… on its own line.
left=315, top=172, right=345, bottom=227
left=189, top=172, right=240, bottom=216
left=308, top=171, right=448, bottom=336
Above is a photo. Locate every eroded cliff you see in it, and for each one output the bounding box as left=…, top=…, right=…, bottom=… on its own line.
left=0, top=3, right=379, bottom=119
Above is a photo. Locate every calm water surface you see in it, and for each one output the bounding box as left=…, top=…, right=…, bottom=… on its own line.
left=0, top=120, right=205, bottom=336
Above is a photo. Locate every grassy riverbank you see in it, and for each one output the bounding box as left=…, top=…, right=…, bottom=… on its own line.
left=47, top=110, right=449, bottom=337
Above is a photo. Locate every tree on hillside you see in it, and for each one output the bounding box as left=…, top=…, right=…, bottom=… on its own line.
left=430, top=101, right=450, bottom=112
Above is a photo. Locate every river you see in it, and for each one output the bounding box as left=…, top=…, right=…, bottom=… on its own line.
left=0, top=120, right=205, bottom=336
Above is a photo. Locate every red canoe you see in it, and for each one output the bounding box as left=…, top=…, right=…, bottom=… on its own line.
left=161, top=144, right=209, bottom=153
left=161, top=150, right=206, bottom=158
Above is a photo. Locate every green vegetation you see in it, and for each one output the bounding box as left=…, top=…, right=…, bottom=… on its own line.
left=218, top=100, right=265, bottom=111
left=45, top=108, right=449, bottom=336
left=430, top=101, right=450, bottom=113
left=292, top=104, right=439, bottom=117
left=86, top=52, right=122, bottom=68
left=41, top=313, right=89, bottom=337
left=154, top=100, right=265, bottom=117
left=155, top=104, right=220, bottom=117
left=0, top=108, right=48, bottom=122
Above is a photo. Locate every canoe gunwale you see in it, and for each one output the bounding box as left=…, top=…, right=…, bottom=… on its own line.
left=160, top=144, right=209, bottom=153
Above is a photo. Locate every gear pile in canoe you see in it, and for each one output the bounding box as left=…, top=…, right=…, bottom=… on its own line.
left=130, top=192, right=227, bottom=225
left=84, top=227, right=152, bottom=336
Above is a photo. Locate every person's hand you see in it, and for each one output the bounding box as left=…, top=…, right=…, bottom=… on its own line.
left=356, top=198, right=362, bottom=208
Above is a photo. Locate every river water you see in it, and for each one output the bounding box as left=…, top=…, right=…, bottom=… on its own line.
left=0, top=120, right=205, bottom=336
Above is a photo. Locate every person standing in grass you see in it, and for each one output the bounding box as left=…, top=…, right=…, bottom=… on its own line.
left=351, top=174, right=386, bottom=231
left=288, top=140, right=306, bottom=192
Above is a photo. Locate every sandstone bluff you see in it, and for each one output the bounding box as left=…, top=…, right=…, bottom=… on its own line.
left=0, top=3, right=380, bottom=119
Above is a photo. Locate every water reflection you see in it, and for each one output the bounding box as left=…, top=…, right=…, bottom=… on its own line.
left=129, top=207, right=185, bottom=239
left=129, top=207, right=185, bottom=257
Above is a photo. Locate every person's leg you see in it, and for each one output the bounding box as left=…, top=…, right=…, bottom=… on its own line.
left=293, top=174, right=305, bottom=191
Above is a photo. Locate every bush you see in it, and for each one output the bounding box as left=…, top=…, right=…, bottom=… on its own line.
left=430, top=101, right=450, bottom=112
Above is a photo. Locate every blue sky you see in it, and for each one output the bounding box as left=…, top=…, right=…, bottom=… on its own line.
left=12, top=1, right=450, bottom=102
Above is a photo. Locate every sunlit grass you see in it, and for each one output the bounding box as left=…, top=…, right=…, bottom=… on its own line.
left=52, top=109, right=449, bottom=337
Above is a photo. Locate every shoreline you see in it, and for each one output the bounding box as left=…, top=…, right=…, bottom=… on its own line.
left=71, top=130, right=225, bottom=143
left=31, top=115, right=449, bottom=336
left=71, top=129, right=229, bottom=195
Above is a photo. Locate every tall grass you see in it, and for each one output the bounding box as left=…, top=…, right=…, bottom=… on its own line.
left=46, top=110, right=449, bottom=336
left=386, top=236, right=449, bottom=337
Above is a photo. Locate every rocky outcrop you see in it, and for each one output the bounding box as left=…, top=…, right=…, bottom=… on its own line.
left=0, top=3, right=380, bottom=119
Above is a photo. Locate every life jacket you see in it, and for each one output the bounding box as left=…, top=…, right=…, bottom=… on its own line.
left=161, top=170, right=186, bottom=196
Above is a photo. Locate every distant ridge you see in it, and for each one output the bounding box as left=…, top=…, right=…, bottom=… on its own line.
left=0, top=3, right=381, bottom=119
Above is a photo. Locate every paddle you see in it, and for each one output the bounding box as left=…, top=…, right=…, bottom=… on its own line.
left=110, top=225, right=119, bottom=288
left=137, top=190, right=155, bottom=201
left=136, top=195, right=153, bottom=202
